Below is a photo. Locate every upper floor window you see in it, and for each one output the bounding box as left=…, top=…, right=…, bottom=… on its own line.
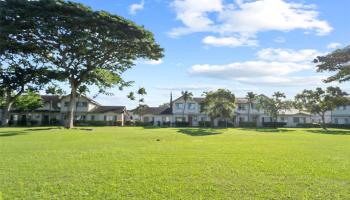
left=238, top=104, right=246, bottom=111
left=76, top=102, right=87, bottom=107
left=175, top=103, right=184, bottom=109
left=187, top=103, right=196, bottom=110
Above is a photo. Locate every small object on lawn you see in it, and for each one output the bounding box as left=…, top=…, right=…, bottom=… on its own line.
left=156, top=139, right=161, bottom=141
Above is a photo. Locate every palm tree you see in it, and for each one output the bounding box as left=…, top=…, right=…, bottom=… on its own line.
left=246, top=92, right=257, bottom=122
left=181, top=91, right=193, bottom=122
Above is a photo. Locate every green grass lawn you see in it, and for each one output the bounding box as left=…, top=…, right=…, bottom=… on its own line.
left=1, top=127, right=350, bottom=199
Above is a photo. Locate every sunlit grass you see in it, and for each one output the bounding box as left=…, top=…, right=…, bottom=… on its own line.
left=1, top=127, right=349, bottom=199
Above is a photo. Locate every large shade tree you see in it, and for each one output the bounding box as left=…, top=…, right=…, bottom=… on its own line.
left=294, top=87, right=348, bottom=130
left=314, top=45, right=350, bottom=83
left=3, top=0, right=164, bottom=128
left=201, top=89, right=236, bottom=127
left=256, top=92, right=292, bottom=127
left=0, top=0, right=52, bottom=126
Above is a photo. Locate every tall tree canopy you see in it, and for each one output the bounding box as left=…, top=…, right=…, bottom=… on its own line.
left=201, top=89, right=236, bottom=127
left=0, top=1, right=51, bottom=126
left=1, top=0, right=164, bottom=128
left=256, top=92, right=292, bottom=127
left=294, top=87, right=348, bottom=130
left=314, top=45, right=350, bottom=83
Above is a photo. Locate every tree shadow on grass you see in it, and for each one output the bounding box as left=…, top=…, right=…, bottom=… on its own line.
left=0, top=127, right=62, bottom=137
left=238, top=128, right=297, bottom=133
left=177, top=128, right=222, bottom=136
left=0, top=131, right=27, bottom=137
left=305, top=129, right=350, bottom=135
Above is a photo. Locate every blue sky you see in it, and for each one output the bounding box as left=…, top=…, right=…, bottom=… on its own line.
left=69, top=0, right=350, bottom=108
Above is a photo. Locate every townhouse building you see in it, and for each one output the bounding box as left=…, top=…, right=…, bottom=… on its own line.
left=130, top=94, right=349, bottom=127
left=3, top=95, right=127, bottom=126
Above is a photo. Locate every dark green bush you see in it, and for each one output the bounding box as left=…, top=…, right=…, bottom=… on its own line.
left=262, top=122, right=286, bottom=128
left=175, top=121, right=190, bottom=127
left=218, top=121, right=234, bottom=127
left=239, top=122, right=257, bottom=128
left=199, top=121, right=212, bottom=127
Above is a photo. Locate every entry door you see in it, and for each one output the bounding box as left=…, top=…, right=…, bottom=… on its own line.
left=188, top=116, right=193, bottom=126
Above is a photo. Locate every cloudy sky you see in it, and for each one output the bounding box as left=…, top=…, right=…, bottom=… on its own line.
left=70, top=0, right=350, bottom=108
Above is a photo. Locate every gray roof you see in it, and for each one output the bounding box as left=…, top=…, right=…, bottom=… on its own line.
left=131, top=106, right=172, bottom=115
left=90, top=106, right=126, bottom=113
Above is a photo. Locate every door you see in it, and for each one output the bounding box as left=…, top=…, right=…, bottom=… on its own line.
left=188, top=116, right=193, bottom=126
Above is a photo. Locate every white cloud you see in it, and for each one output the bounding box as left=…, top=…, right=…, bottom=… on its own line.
left=170, top=0, right=332, bottom=47
left=144, top=59, right=163, bottom=65
left=327, top=42, right=342, bottom=49
left=236, top=76, right=324, bottom=86
left=257, top=48, right=321, bottom=63
left=189, top=61, right=311, bottom=79
left=202, top=35, right=257, bottom=47
left=129, top=0, right=145, bottom=15
left=156, top=83, right=223, bottom=91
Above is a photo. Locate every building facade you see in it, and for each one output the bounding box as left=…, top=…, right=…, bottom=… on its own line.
left=3, top=95, right=127, bottom=126
left=130, top=94, right=350, bottom=127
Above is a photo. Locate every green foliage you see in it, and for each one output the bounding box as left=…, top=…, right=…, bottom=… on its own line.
left=1, top=0, right=163, bottom=128
left=314, top=45, right=350, bottom=83
left=1, top=127, right=350, bottom=199
left=13, top=91, right=43, bottom=112
left=294, top=87, right=349, bottom=129
left=256, top=92, right=292, bottom=123
left=202, top=89, right=236, bottom=123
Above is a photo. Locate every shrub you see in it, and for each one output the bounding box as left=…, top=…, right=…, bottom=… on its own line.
left=297, top=123, right=321, bottom=128
left=124, top=120, right=135, bottom=126
left=175, top=121, right=190, bottom=127
left=218, top=121, right=234, bottom=127
left=74, top=120, right=115, bottom=126
left=135, top=121, right=154, bottom=126
left=199, top=121, right=212, bottom=127
left=239, top=122, right=257, bottom=128
left=262, top=122, right=286, bottom=128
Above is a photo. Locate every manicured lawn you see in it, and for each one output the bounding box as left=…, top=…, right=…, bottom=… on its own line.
left=0, top=127, right=350, bottom=199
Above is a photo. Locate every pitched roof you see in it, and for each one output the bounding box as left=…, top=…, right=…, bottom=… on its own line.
left=90, top=106, right=126, bottom=113
left=278, top=109, right=311, bottom=116
left=39, top=95, right=61, bottom=110
left=131, top=106, right=172, bottom=115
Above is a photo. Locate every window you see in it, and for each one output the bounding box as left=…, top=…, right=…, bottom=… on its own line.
left=76, top=115, right=86, bottom=120
left=238, top=104, right=246, bottom=111
left=335, top=118, right=339, bottom=124
left=293, top=117, right=300, bottom=123
left=64, top=102, right=69, bottom=107
left=345, top=118, right=349, bottom=124
left=239, top=117, right=245, bottom=122
left=76, top=102, right=87, bottom=107
left=187, top=103, right=196, bottom=110
left=280, top=117, right=285, bottom=122
left=201, top=117, right=206, bottom=121
left=343, top=105, right=347, bottom=110
left=175, top=103, right=183, bottom=109
left=91, top=115, right=95, bottom=121
left=143, top=117, right=149, bottom=122
left=176, top=117, right=183, bottom=122
left=104, top=115, right=115, bottom=121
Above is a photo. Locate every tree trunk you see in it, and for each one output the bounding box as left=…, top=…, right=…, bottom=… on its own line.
left=248, top=103, right=251, bottom=122
left=65, top=86, right=77, bottom=129
left=1, top=91, right=14, bottom=127
left=321, top=113, right=328, bottom=130
left=1, top=101, right=13, bottom=127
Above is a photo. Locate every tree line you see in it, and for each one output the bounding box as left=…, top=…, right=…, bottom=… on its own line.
left=0, top=0, right=164, bottom=128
